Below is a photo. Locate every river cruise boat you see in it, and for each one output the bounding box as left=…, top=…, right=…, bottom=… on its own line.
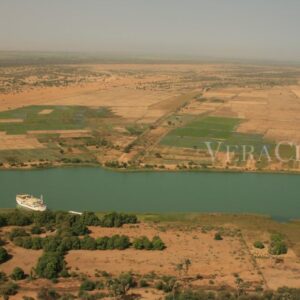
left=16, top=194, right=47, bottom=212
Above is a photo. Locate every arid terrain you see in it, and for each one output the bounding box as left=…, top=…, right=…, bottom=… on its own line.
left=1, top=212, right=300, bottom=299
left=0, top=59, right=300, bottom=173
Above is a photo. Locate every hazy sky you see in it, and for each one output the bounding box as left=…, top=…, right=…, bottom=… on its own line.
left=0, top=0, right=299, bottom=61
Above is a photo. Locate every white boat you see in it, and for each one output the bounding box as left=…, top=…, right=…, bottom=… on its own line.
left=16, top=194, right=47, bottom=212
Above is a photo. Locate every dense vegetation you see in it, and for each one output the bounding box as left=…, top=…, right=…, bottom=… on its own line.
left=0, top=209, right=138, bottom=229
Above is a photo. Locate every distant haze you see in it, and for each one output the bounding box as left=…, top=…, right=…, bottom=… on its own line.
left=0, top=0, right=299, bottom=62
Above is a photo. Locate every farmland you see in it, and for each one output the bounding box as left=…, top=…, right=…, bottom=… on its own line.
left=0, top=59, right=300, bottom=172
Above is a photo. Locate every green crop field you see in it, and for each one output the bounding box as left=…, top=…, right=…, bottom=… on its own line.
left=161, top=116, right=275, bottom=156
left=0, top=105, right=112, bottom=134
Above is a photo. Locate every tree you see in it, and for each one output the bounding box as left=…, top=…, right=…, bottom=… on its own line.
left=9, top=228, right=29, bottom=241
left=80, top=212, right=100, bottom=226
left=0, top=247, right=9, bottom=264
left=183, top=259, right=192, bottom=275
left=36, top=252, right=65, bottom=279
left=80, top=236, right=97, bottom=250
left=269, top=234, right=288, bottom=255
left=108, top=272, right=135, bottom=297
left=80, top=279, right=96, bottom=291
left=31, top=226, right=43, bottom=235
left=10, top=267, right=26, bottom=281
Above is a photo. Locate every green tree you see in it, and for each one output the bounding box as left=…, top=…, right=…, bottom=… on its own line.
left=108, top=272, right=135, bottom=297
left=152, top=236, right=166, bottom=250
left=80, top=279, right=96, bottom=291
left=36, top=252, right=65, bottom=279
left=0, top=247, right=9, bottom=264
left=10, top=267, right=26, bottom=281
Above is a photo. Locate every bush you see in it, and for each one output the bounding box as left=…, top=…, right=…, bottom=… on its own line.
left=0, top=215, right=7, bottom=227
left=269, top=234, right=288, bottom=255
left=37, top=287, right=60, bottom=300
left=80, top=236, right=97, bottom=250
left=5, top=210, right=33, bottom=226
left=0, top=281, right=19, bottom=297
left=36, top=252, right=65, bottom=279
left=10, top=267, right=26, bottom=281
left=107, top=272, right=135, bottom=297
left=0, top=247, right=9, bottom=264
left=31, top=226, right=44, bottom=235
left=80, top=279, right=96, bottom=291
left=80, top=212, right=100, bottom=226
left=133, top=236, right=152, bottom=250
left=139, top=279, right=149, bottom=287
left=100, top=212, right=138, bottom=228
left=214, top=233, right=223, bottom=241
left=253, top=241, right=265, bottom=249
left=152, top=236, right=166, bottom=250
left=9, top=228, right=29, bottom=241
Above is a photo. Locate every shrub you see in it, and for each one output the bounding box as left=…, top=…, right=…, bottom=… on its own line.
left=0, top=247, right=9, bottom=264
left=214, top=233, right=223, bottom=240
left=80, top=236, right=97, bottom=250
left=37, top=287, right=60, bottom=300
left=36, top=252, right=65, bottom=279
left=152, top=236, right=166, bottom=250
left=139, top=279, right=149, bottom=287
left=80, top=212, right=100, bottom=226
left=9, top=228, right=29, bottom=241
left=80, top=279, right=96, bottom=291
left=269, top=234, right=288, bottom=255
left=0, top=215, right=7, bottom=227
left=253, top=241, right=265, bottom=249
left=107, top=272, right=135, bottom=297
left=0, top=281, right=19, bottom=297
left=101, top=212, right=138, bottom=228
left=31, top=226, right=44, bottom=235
left=133, top=236, right=152, bottom=250
left=10, top=267, right=26, bottom=281
left=6, top=210, right=33, bottom=226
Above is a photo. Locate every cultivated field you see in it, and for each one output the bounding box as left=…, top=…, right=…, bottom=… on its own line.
left=0, top=59, right=300, bottom=172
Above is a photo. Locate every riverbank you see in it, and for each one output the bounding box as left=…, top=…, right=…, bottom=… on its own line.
left=1, top=209, right=300, bottom=298
left=2, top=161, right=300, bottom=176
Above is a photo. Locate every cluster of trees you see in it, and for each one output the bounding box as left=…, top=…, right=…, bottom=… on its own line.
left=133, top=236, right=166, bottom=250
left=0, top=210, right=138, bottom=229
left=269, top=234, right=288, bottom=255
left=13, top=234, right=165, bottom=252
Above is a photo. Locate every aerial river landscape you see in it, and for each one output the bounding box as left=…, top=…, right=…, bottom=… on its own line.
left=0, top=168, right=299, bottom=220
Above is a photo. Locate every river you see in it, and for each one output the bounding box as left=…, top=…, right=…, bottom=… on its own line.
left=0, top=168, right=299, bottom=220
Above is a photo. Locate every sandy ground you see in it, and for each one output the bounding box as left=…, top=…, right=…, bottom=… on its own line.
left=0, top=134, right=44, bottom=150
left=66, top=224, right=261, bottom=289
left=1, top=221, right=300, bottom=298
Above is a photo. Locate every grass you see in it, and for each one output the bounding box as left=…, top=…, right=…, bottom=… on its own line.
left=0, top=105, right=112, bottom=134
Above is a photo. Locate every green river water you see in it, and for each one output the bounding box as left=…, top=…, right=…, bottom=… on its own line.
left=0, top=168, right=299, bottom=220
